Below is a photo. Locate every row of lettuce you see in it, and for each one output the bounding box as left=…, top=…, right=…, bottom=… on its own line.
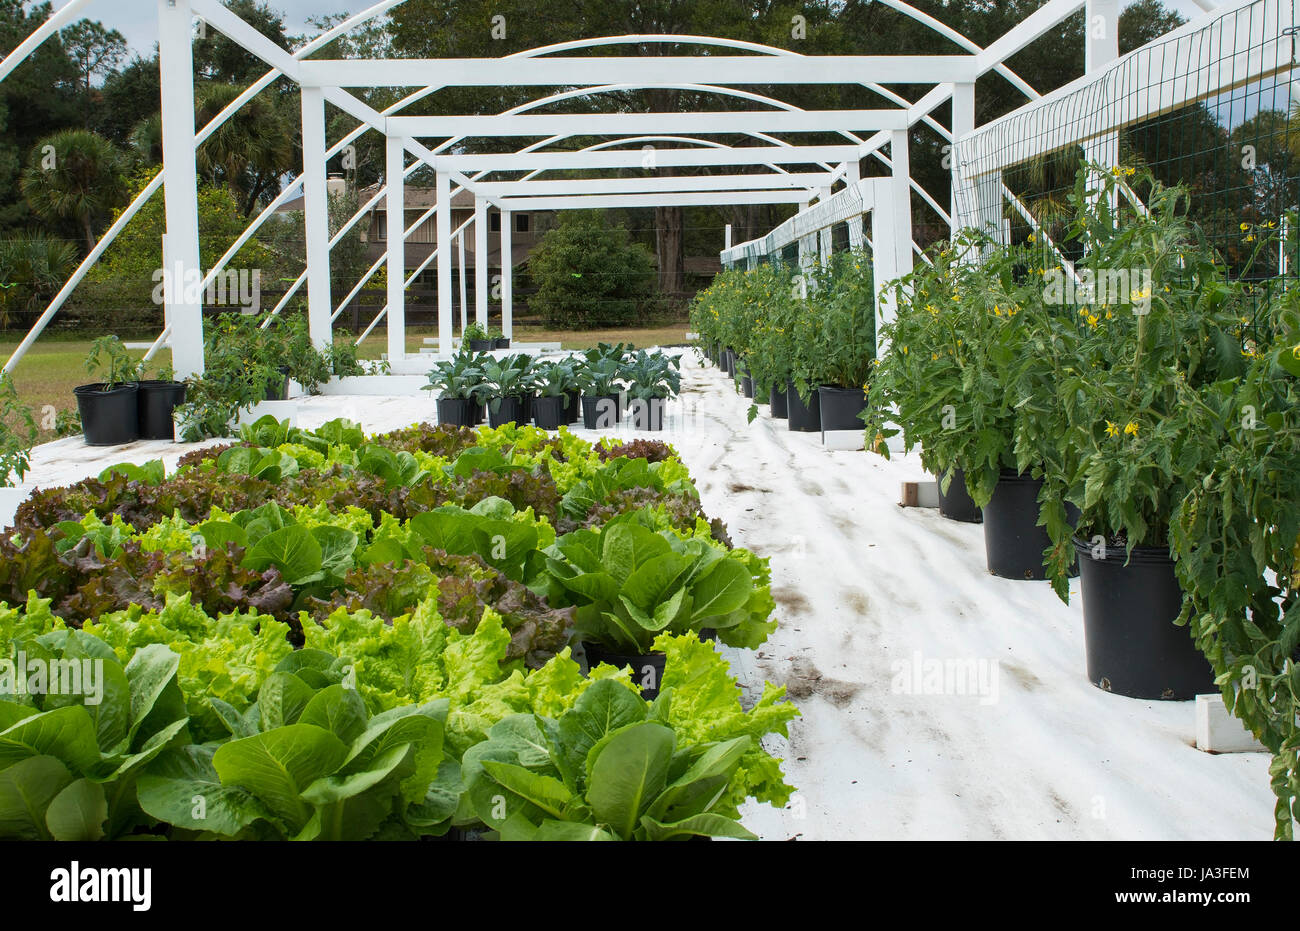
left=0, top=417, right=796, bottom=840
left=691, top=165, right=1299, bottom=840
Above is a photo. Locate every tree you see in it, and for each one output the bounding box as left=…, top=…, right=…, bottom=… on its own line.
left=0, top=232, right=77, bottom=331
left=20, top=129, right=126, bottom=254
left=193, top=0, right=292, bottom=85
left=95, top=56, right=162, bottom=146
left=388, top=0, right=789, bottom=298
left=527, top=210, right=656, bottom=329
left=71, top=168, right=278, bottom=330
left=194, top=83, right=299, bottom=216
left=0, top=1, right=81, bottom=232
left=60, top=19, right=127, bottom=96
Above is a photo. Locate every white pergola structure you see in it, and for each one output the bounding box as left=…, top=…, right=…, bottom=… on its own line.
left=1, top=0, right=1237, bottom=377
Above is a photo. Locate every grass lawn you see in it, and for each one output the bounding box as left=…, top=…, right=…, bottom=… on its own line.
left=3, top=322, right=690, bottom=441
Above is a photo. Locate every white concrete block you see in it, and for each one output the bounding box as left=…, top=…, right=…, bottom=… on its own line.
left=822, top=430, right=865, bottom=451
left=0, top=485, right=32, bottom=530
left=1195, top=693, right=1268, bottom=753
left=319, top=375, right=430, bottom=396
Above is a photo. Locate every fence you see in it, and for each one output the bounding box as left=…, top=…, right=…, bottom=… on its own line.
left=951, top=0, right=1298, bottom=334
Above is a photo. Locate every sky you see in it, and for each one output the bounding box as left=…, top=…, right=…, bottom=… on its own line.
left=49, top=0, right=1219, bottom=59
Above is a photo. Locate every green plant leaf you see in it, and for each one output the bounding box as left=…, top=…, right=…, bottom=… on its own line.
left=44, top=777, right=107, bottom=841
left=585, top=721, right=674, bottom=840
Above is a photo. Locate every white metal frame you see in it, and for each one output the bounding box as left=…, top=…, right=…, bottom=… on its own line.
left=0, top=0, right=1229, bottom=376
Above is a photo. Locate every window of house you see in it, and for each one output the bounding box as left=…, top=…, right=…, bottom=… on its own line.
left=490, top=212, right=501, bottom=232
left=516, top=213, right=530, bottom=233
left=375, top=212, right=386, bottom=240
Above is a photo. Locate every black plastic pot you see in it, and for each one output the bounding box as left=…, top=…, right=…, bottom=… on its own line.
left=769, top=383, right=789, bottom=419
left=471, top=401, right=486, bottom=426
left=468, top=338, right=494, bottom=352
left=489, top=396, right=526, bottom=427
left=786, top=380, right=820, bottom=432
left=74, top=383, right=140, bottom=446
left=582, top=641, right=666, bottom=700
left=1073, top=538, right=1216, bottom=700
left=982, top=469, right=1077, bottom=580
left=532, top=395, right=567, bottom=430
left=495, top=337, right=511, bottom=349
left=817, top=385, right=868, bottom=432
left=582, top=394, right=620, bottom=429
left=566, top=390, right=582, bottom=423
left=740, top=375, right=755, bottom=398
left=628, top=397, right=666, bottom=431
left=937, top=467, right=982, bottom=524
left=720, top=349, right=734, bottom=376
left=522, top=393, right=535, bottom=424
left=437, top=397, right=476, bottom=427
left=136, top=380, right=186, bottom=441
left=264, top=366, right=291, bottom=401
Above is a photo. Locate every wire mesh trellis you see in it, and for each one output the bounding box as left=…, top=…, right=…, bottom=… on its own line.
left=952, top=0, right=1298, bottom=338
left=721, top=178, right=872, bottom=270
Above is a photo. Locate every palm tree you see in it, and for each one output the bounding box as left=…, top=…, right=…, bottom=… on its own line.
left=195, top=83, right=297, bottom=217
left=0, top=232, right=78, bottom=330
left=19, top=130, right=126, bottom=255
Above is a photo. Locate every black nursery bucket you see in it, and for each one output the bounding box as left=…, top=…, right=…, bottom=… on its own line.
left=489, top=396, right=526, bottom=427
left=938, top=467, right=982, bottom=524
left=982, top=470, right=1076, bottom=580
left=817, top=386, right=868, bottom=432
left=136, top=380, right=186, bottom=441
left=1073, top=539, right=1216, bottom=700
left=629, top=397, right=665, bottom=431
left=582, top=394, right=620, bottom=429
left=769, top=383, right=789, bottom=419
left=786, top=381, right=820, bottom=432
left=582, top=642, right=666, bottom=700
left=74, top=383, right=140, bottom=446
left=533, top=395, right=567, bottom=430
left=437, top=397, right=475, bottom=427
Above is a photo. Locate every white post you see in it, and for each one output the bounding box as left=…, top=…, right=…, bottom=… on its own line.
left=1085, top=0, right=1121, bottom=73
left=157, top=0, right=204, bottom=378
left=869, top=181, right=898, bottom=356
left=724, top=224, right=732, bottom=251
left=1084, top=0, right=1121, bottom=177
left=950, top=82, right=975, bottom=235
left=435, top=169, right=453, bottom=354
left=385, top=136, right=405, bottom=363
left=889, top=129, right=915, bottom=280
left=457, top=230, right=468, bottom=333
left=300, top=85, right=332, bottom=350
left=844, top=163, right=865, bottom=250
left=474, top=196, right=488, bottom=328
left=501, top=208, right=513, bottom=339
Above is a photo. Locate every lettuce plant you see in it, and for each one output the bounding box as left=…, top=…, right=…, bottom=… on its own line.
left=464, top=680, right=756, bottom=840
left=544, top=514, right=764, bottom=654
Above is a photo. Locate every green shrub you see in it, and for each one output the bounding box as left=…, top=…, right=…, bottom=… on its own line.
left=527, top=211, right=655, bottom=329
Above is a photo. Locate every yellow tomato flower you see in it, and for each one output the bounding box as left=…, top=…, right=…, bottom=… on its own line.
left=1124, top=422, right=1139, bottom=436
left=1105, top=421, right=1119, bottom=437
